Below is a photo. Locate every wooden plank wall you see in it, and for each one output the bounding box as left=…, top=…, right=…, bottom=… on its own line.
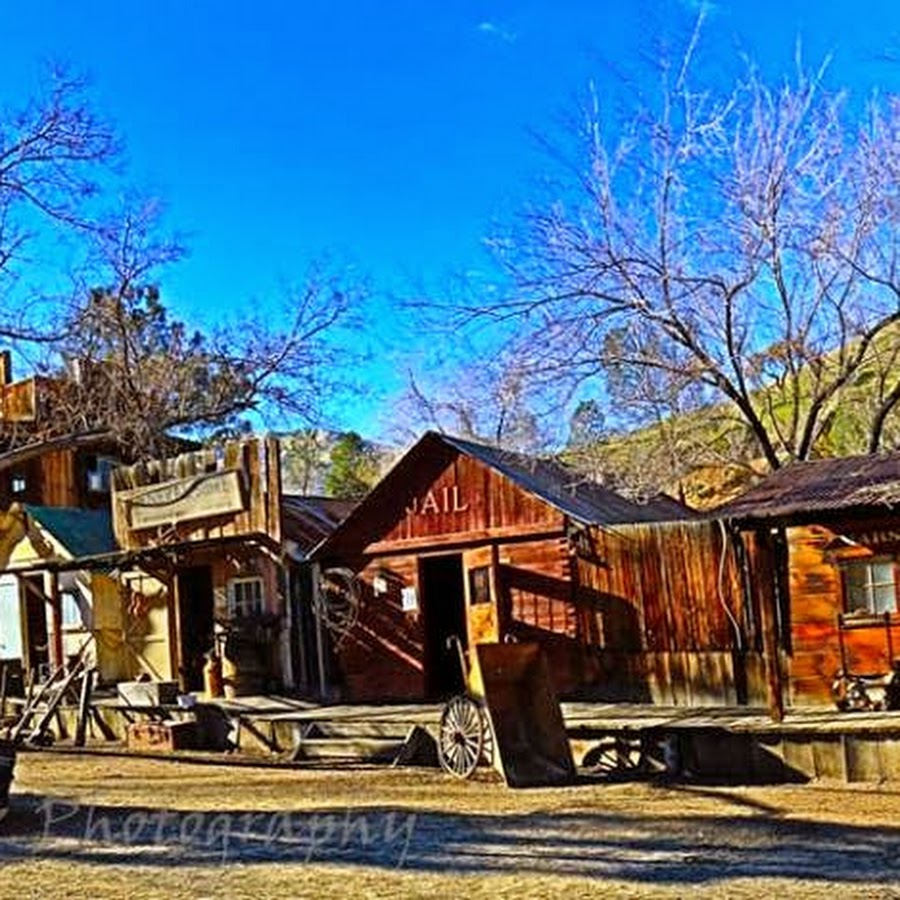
left=111, top=437, right=282, bottom=550
left=575, top=520, right=745, bottom=652
left=0, top=378, right=36, bottom=422
left=787, top=524, right=900, bottom=705
left=0, top=450, right=79, bottom=509
left=328, top=520, right=769, bottom=706
left=331, top=553, right=426, bottom=702
left=575, top=520, right=766, bottom=705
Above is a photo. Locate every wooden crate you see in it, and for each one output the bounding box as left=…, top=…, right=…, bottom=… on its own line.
left=126, top=720, right=196, bottom=752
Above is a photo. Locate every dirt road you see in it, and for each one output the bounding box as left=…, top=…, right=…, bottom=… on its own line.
left=2, top=750, right=900, bottom=898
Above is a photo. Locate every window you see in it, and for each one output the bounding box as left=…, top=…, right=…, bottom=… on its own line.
left=468, top=566, right=492, bottom=605
left=86, top=456, right=117, bottom=494
left=227, top=577, right=264, bottom=618
left=842, top=559, right=898, bottom=615
left=61, top=589, right=85, bottom=629
left=11, top=473, right=26, bottom=495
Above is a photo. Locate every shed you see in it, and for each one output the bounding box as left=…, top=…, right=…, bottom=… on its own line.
left=715, top=452, right=900, bottom=705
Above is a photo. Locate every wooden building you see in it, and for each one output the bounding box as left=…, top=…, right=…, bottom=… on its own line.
left=0, top=431, right=351, bottom=696
left=0, top=356, right=133, bottom=682
left=717, top=453, right=900, bottom=707
left=312, top=432, right=767, bottom=705
left=0, top=505, right=167, bottom=684
left=108, top=437, right=290, bottom=692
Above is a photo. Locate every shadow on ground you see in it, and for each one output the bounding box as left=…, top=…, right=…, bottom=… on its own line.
left=2, top=790, right=900, bottom=886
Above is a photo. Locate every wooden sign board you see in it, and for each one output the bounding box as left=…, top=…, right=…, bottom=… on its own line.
left=122, top=469, right=246, bottom=531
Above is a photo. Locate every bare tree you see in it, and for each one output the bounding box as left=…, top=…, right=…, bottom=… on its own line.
left=466, top=25, right=900, bottom=477
left=0, top=67, right=118, bottom=342
left=3, top=202, right=363, bottom=458
left=394, top=353, right=552, bottom=454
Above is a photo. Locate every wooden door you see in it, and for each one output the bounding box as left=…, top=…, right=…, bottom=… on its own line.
left=463, top=545, right=503, bottom=646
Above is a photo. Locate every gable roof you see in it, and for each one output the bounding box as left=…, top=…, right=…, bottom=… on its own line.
left=24, top=505, right=118, bottom=560
left=713, top=452, right=900, bottom=522
left=438, top=434, right=690, bottom=526
left=314, top=431, right=692, bottom=558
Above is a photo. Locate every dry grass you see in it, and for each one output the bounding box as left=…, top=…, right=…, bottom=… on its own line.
left=3, top=750, right=900, bottom=898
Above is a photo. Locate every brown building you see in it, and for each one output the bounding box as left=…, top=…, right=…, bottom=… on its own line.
left=0, top=353, right=126, bottom=511
left=717, top=453, right=900, bottom=707
left=313, top=432, right=766, bottom=705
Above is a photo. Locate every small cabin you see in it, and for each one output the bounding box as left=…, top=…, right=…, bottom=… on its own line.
left=718, top=453, right=900, bottom=706
left=312, top=432, right=767, bottom=705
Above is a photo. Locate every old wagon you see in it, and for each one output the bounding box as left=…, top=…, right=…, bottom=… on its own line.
left=437, top=637, right=575, bottom=788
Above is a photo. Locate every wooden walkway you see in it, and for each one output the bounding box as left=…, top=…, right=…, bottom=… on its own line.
left=52, top=693, right=900, bottom=782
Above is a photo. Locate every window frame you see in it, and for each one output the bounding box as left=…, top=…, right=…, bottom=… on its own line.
left=468, top=566, right=492, bottom=606
left=840, top=556, right=899, bottom=616
left=227, top=576, right=265, bottom=619
left=86, top=455, right=118, bottom=494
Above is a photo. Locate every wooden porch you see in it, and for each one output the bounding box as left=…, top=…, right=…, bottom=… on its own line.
left=15, top=689, right=900, bottom=785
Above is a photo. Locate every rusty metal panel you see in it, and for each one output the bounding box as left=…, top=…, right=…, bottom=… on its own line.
left=473, top=642, right=575, bottom=787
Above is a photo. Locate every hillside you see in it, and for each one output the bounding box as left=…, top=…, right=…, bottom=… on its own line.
left=565, top=339, right=900, bottom=511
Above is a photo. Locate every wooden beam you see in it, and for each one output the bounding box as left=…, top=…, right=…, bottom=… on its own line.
left=311, top=562, right=327, bottom=699
left=74, top=668, right=95, bottom=747
left=489, top=542, right=505, bottom=636
left=169, top=569, right=184, bottom=690
left=49, top=571, right=63, bottom=670
left=363, top=524, right=567, bottom=557
left=758, top=535, right=785, bottom=722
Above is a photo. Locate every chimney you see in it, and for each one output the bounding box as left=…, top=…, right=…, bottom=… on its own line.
left=0, top=351, right=11, bottom=386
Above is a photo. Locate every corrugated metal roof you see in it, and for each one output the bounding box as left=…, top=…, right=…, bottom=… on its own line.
left=713, top=452, right=900, bottom=521
left=24, top=505, right=118, bottom=560
left=439, top=434, right=691, bottom=525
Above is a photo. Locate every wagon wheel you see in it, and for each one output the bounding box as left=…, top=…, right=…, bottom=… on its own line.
left=438, top=695, right=491, bottom=779
left=582, top=734, right=647, bottom=778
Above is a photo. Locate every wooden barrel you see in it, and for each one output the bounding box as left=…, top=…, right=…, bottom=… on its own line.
left=0, top=740, right=15, bottom=819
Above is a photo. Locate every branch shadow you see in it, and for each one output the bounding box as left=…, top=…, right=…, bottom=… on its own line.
left=3, top=791, right=900, bottom=886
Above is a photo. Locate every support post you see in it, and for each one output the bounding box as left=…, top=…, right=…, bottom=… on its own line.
left=49, top=571, right=63, bottom=671
left=758, top=531, right=785, bottom=722
left=311, top=562, right=327, bottom=699
left=169, top=566, right=184, bottom=690
left=75, top=667, right=95, bottom=747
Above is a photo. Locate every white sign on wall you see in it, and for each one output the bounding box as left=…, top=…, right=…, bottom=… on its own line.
left=401, top=587, right=419, bottom=612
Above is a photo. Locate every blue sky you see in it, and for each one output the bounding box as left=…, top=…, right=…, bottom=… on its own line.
left=2, top=1, right=899, bottom=438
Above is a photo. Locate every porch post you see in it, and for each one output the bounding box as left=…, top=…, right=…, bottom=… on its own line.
left=48, top=570, right=63, bottom=670
left=758, top=530, right=785, bottom=722
left=311, top=562, right=327, bottom=699
left=169, top=566, right=184, bottom=690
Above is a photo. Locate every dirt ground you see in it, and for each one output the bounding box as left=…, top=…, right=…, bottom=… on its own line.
left=3, top=750, right=900, bottom=899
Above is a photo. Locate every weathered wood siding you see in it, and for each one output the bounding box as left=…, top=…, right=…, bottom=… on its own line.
left=786, top=523, right=900, bottom=705
left=574, top=521, right=766, bottom=706
left=331, top=554, right=425, bottom=701
left=327, top=445, right=565, bottom=559
left=0, top=377, right=37, bottom=422
left=1, top=445, right=120, bottom=511
left=111, top=438, right=282, bottom=551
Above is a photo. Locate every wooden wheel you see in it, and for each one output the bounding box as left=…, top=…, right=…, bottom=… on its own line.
left=438, top=695, right=487, bottom=779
